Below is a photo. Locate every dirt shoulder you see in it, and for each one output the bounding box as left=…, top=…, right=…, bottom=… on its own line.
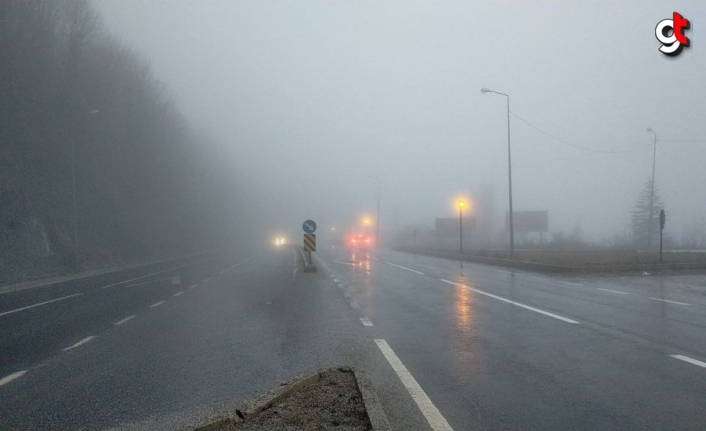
left=196, top=368, right=373, bottom=431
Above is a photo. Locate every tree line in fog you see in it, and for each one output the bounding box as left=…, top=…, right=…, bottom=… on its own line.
left=0, top=0, right=241, bottom=283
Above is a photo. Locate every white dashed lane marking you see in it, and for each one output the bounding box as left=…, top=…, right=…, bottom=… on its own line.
left=150, top=301, right=165, bottom=308
left=596, top=288, right=629, bottom=295
left=63, top=336, right=95, bottom=351
left=0, top=370, right=27, bottom=387
left=173, top=291, right=184, bottom=297
left=650, top=298, right=690, bottom=306
left=114, top=315, right=136, bottom=325
left=385, top=262, right=424, bottom=275
left=360, top=317, right=374, bottom=327
left=671, top=355, right=706, bottom=369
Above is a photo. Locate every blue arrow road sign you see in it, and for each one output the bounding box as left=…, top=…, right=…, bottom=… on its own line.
left=303, top=220, right=317, bottom=233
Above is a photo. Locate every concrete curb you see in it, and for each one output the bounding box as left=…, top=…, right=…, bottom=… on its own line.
left=295, top=245, right=317, bottom=273
left=193, top=367, right=391, bottom=431
left=352, top=368, right=393, bottom=431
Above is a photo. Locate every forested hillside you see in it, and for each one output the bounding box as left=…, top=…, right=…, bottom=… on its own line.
left=0, top=0, right=242, bottom=284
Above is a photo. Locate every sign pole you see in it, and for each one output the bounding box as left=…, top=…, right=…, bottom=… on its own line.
left=659, top=209, right=665, bottom=263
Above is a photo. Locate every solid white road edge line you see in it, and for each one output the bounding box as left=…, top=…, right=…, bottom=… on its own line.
left=63, top=336, right=95, bottom=351
left=439, top=279, right=580, bottom=324
left=671, top=355, right=706, bottom=368
left=114, top=315, right=136, bottom=325
left=385, top=262, right=424, bottom=275
left=360, top=317, right=374, bottom=327
left=375, top=339, right=454, bottom=431
left=0, top=370, right=27, bottom=387
left=0, top=293, right=83, bottom=317
left=650, top=298, right=690, bottom=305
left=596, top=288, right=629, bottom=295
left=150, top=300, right=165, bottom=308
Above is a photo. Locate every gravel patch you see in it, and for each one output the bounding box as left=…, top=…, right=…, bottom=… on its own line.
left=199, top=368, right=371, bottom=431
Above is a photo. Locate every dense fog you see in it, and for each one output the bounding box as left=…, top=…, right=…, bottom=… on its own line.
left=3, top=1, right=705, bottom=281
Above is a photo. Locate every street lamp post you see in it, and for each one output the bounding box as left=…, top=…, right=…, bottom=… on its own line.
left=646, top=128, right=657, bottom=249
left=481, top=88, right=514, bottom=258
left=458, top=200, right=465, bottom=253
left=369, top=176, right=381, bottom=247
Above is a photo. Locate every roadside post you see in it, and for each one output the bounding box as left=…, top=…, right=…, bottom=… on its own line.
left=303, top=220, right=317, bottom=265
left=659, top=209, right=665, bottom=263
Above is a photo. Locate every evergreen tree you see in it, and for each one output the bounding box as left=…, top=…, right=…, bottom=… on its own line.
left=630, top=179, right=663, bottom=248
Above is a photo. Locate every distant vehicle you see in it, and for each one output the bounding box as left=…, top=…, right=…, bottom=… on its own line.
left=347, top=234, right=372, bottom=250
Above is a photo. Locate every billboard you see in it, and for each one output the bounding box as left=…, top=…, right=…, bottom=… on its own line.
left=435, top=217, right=476, bottom=238
left=505, top=211, right=548, bottom=232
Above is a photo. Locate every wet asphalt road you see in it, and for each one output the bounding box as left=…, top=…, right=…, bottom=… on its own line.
left=2, top=245, right=706, bottom=430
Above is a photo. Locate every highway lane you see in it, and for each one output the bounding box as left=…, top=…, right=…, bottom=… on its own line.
left=320, top=246, right=706, bottom=430
left=0, top=251, right=229, bottom=378
left=0, top=246, right=430, bottom=431
left=6, top=243, right=706, bottom=430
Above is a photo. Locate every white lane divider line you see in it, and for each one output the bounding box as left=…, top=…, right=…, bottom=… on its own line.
left=332, top=261, right=357, bottom=266
left=203, top=277, right=212, bottom=283
left=114, top=315, right=136, bottom=325
left=125, top=277, right=174, bottom=288
left=385, top=262, right=424, bottom=275
left=650, top=298, right=690, bottom=306
left=370, top=257, right=380, bottom=261
left=0, top=293, right=83, bottom=317
left=0, top=370, right=27, bottom=387
left=101, top=256, right=212, bottom=289
left=63, top=336, right=95, bottom=351
left=596, top=288, right=629, bottom=295
left=150, top=300, right=166, bottom=308
left=173, top=291, right=184, bottom=297
left=350, top=301, right=359, bottom=309
left=337, top=283, right=344, bottom=289
left=375, top=339, right=454, bottom=431
left=333, top=278, right=340, bottom=283
left=360, top=317, right=374, bottom=327
left=522, top=273, right=583, bottom=287
left=218, top=254, right=258, bottom=276
left=439, top=279, right=580, bottom=324
left=671, top=355, right=706, bottom=369
left=189, top=284, right=198, bottom=289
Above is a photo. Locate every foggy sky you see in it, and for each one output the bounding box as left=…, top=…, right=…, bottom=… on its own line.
left=92, top=1, right=706, bottom=244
